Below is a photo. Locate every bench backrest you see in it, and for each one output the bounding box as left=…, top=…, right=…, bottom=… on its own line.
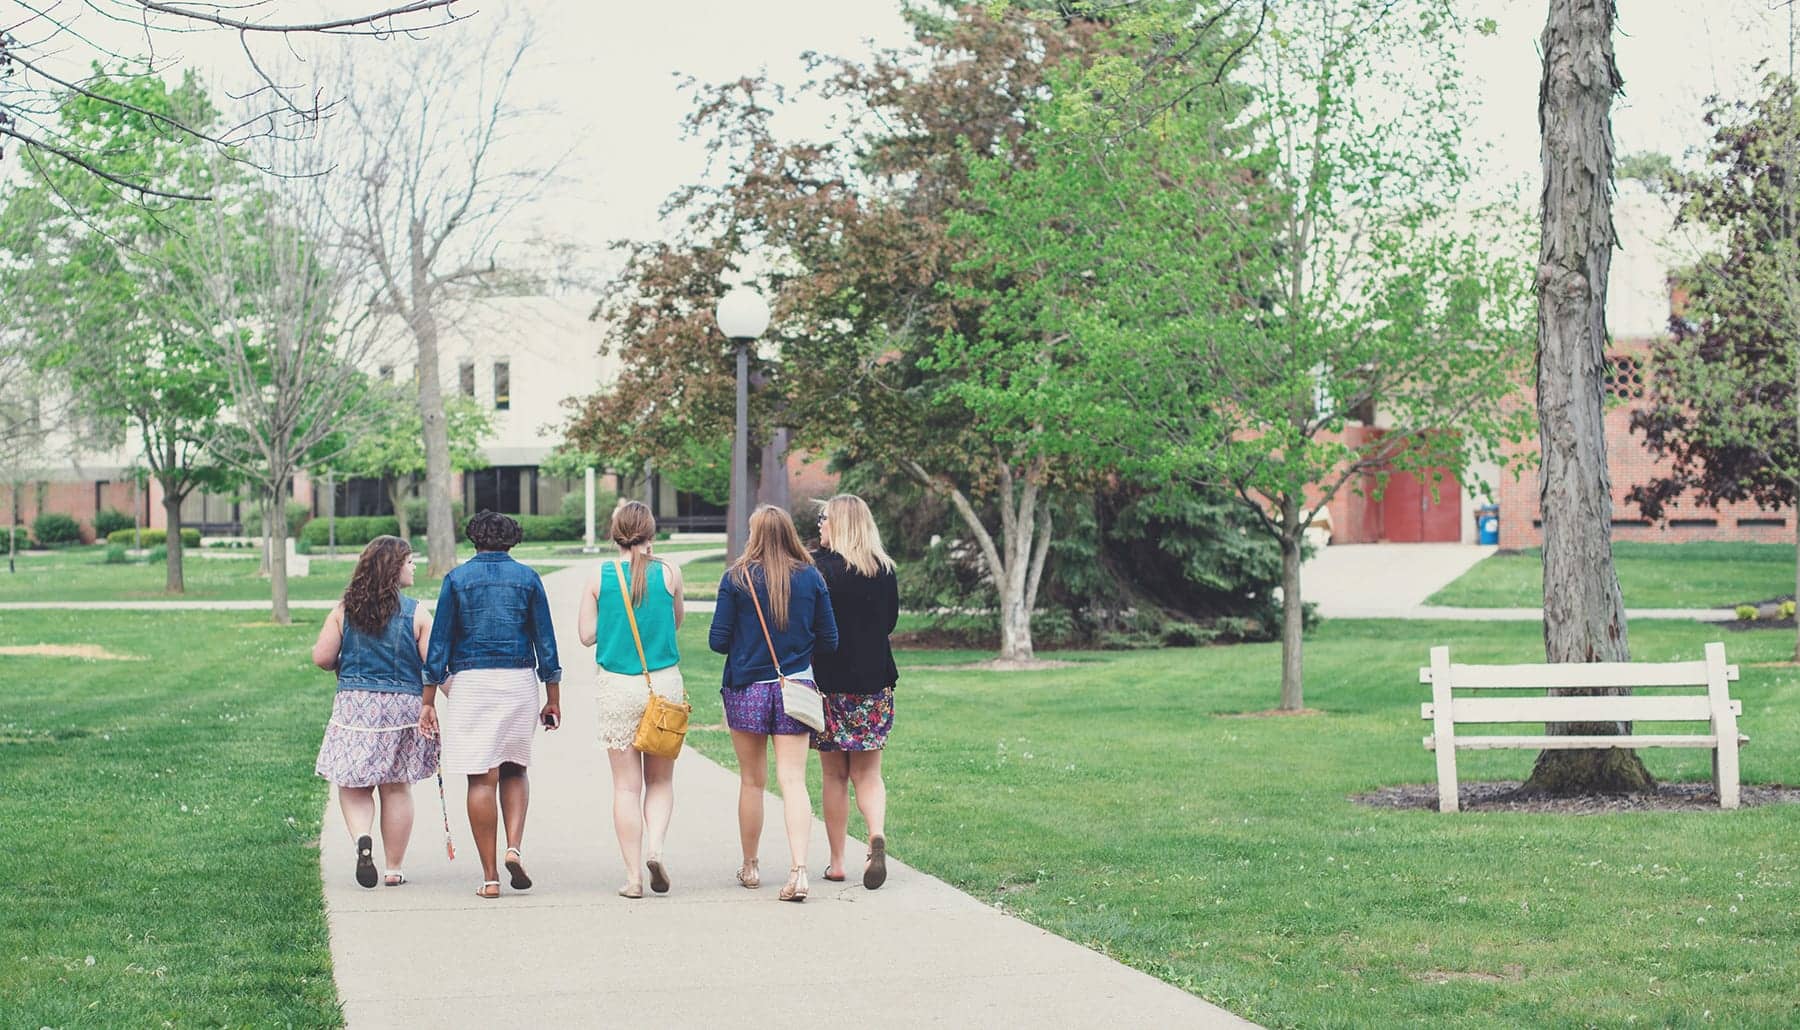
left=1419, top=642, right=1740, bottom=727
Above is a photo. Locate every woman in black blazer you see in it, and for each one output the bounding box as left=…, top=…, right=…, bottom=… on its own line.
left=810, top=494, right=900, bottom=889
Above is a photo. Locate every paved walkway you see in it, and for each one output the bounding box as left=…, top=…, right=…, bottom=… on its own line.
left=318, top=565, right=1251, bottom=1029
left=1302, top=543, right=1735, bottom=622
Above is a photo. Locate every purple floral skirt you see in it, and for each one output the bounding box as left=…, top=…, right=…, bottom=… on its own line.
left=813, top=687, right=894, bottom=752
left=721, top=678, right=816, bottom=736
left=315, top=689, right=438, bottom=787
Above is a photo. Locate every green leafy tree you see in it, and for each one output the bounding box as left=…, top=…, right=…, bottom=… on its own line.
left=1631, top=75, right=1800, bottom=662
left=334, top=384, right=493, bottom=540
left=950, top=0, right=1533, bottom=708
left=0, top=71, right=235, bottom=592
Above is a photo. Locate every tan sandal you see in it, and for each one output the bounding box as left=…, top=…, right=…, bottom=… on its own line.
left=778, top=865, right=809, bottom=903
left=618, top=882, right=644, bottom=899
left=475, top=880, right=500, bottom=900
left=735, top=858, right=760, bottom=889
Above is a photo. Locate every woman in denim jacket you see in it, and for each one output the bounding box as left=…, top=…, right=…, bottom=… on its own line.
left=424, top=511, right=563, bottom=900
left=312, top=536, right=437, bottom=889
left=710, top=505, right=838, bottom=902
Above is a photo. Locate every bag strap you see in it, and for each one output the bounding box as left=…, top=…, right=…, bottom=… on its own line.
left=613, top=559, right=656, bottom=692
left=744, top=567, right=787, bottom=681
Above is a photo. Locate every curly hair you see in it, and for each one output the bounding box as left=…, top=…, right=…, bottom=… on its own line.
left=342, top=536, right=411, bottom=636
left=466, top=509, right=523, bottom=551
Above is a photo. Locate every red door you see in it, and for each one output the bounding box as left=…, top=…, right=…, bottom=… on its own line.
left=1382, top=469, right=1461, bottom=542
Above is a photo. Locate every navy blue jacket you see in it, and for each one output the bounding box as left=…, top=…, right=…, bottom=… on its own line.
left=424, top=551, right=562, bottom=685
left=709, top=564, right=838, bottom=689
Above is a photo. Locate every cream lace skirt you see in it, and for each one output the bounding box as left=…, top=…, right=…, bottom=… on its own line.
left=595, top=665, right=685, bottom=751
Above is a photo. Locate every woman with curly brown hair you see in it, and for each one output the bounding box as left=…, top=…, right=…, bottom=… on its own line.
left=424, top=510, right=563, bottom=899
left=312, top=535, right=437, bottom=889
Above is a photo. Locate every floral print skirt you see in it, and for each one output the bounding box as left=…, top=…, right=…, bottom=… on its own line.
left=812, top=687, right=894, bottom=752
left=315, top=689, right=438, bottom=787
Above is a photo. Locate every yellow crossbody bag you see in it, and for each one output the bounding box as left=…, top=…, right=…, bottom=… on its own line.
left=616, top=559, right=690, bottom=759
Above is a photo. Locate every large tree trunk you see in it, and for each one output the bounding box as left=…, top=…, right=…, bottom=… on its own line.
left=1523, top=0, right=1652, bottom=795
left=1792, top=509, right=1799, bottom=663
left=411, top=282, right=456, bottom=578
left=162, top=487, right=185, bottom=594
left=1278, top=497, right=1305, bottom=711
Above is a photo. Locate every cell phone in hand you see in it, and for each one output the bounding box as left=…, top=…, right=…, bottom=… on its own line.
left=541, top=711, right=559, bottom=729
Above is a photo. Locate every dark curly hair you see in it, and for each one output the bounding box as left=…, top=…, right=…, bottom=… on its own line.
left=342, top=535, right=411, bottom=635
left=466, top=509, right=523, bottom=552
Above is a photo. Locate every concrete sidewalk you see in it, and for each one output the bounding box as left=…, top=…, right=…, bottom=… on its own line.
left=318, top=564, right=1252, bottom=1029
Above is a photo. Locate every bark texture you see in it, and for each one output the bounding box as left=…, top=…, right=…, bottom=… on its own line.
left=161, top=491, right=185, bottom=594
left=1279, top=496, right=1305, bottom=711
left=411, top=290, right=456, bottom=579
left=1524, top=0, right=1653, bottom=794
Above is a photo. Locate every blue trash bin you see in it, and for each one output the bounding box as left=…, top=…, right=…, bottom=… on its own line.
left=1476, top=504, right=1500, bottom=545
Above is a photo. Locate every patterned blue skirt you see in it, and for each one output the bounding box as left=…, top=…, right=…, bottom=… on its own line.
left=314, top=689, right=439, bottom=787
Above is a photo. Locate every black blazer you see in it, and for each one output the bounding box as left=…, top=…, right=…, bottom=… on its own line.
left=811, top=549, right=899, bottom=694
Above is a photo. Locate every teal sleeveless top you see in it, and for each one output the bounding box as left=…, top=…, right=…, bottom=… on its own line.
left=595, top=560, right=680, bottom=674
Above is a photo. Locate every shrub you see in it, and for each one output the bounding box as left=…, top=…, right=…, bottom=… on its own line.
left=104, top=527, right=200, bottom=548
left=301, top=515, right=398, bottom=549
left=1781, top=600, right=1797, bottom=620
left=242, top=501, right=313, bottom=539
left=104, top=543, right=128, bottom=564
left=515, top=513, right=583, bottom=542
left=2, top=525, right=32, bottom=546
left=1736, top=604, right=1758, bottom=622
left=93, top=507, right=135, bottom=538
left=32, top=512, right=83, bottom=546
left=147, top=544, right=168, bottom=563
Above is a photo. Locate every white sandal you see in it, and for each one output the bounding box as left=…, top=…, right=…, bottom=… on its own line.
left=475, top=880, right=500, bottom=899
left=384, top=870, right=406, bottom=887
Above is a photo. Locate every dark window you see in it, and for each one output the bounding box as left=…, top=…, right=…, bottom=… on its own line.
left=1669, top=518, right=1718, bottom=528
left=378, top=364, right=394, bottom=382
left=460, top=362, right=476, bottom=397
left=1738, top=517, right=1787, bottom=527
left=471, top=466, right=530, bottom=514
left=494, top=361, right=510, bottom=410
left=1611, top=518, right=1651, bottom=527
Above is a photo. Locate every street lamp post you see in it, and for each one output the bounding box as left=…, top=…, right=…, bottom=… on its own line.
left=714, top=287, right=771, bottom=561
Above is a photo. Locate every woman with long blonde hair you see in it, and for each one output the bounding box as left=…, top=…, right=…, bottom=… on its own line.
left=578, top=501, right=686, bottom=898
left=708, top=504, right=838, bottom=901
left=810, top=494, right=899, bottom=889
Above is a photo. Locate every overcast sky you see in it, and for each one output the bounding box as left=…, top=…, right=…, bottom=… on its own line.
left=17, top=0, right=1796, bottom=287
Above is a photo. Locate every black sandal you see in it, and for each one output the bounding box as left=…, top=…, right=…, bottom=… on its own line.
left=354, top=835, right=378, bottom=889
left=505, top=847, right=532, bottom=890
left=863, top=835, right=887, bottom=891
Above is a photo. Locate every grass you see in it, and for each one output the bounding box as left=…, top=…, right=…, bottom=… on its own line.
left=0, top=610, right=340, bottom=1026
left=671, top=616, right=1800, bottom=1028
left=681, top=557, right=727, bottom=600
left=0, top=546, right=571, bottom=604
left=6, top=600, right=1797, bottom=1025
left=1428, top=542, right=1797, bottom=609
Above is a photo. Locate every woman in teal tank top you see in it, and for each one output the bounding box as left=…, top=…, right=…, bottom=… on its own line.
left=577, top=501, right=686, bottom=898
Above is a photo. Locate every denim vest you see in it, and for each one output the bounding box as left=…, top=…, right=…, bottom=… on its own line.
left=337, top=595, right=424, bottom=696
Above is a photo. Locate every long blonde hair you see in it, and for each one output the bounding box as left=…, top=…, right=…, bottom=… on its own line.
left=731, top=504, right=813, bottom=630
left=821, top=493, right=894, bottom=577
left=610, top=501, right=660, bottom=607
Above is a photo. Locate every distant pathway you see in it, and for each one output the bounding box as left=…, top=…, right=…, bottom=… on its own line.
left=317, top=564, right=1253, bottom=1028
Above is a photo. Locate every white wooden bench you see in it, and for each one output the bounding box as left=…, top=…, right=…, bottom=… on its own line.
left=1420, top=642, right=1747, bottom=812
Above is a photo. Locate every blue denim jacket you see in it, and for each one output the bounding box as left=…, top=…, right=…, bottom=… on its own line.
left=423, top=552, right=562, bottom=685
left=337, top=595, right=424, bottom=695
left=709, top=564, right=838, bottom=689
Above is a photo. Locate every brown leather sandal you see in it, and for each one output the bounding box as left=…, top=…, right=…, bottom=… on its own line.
left=863, top=835, right=887, bottom=890
left=735, top=858, right=760, bottom=889
left=779, top=865, right=809, bottom=903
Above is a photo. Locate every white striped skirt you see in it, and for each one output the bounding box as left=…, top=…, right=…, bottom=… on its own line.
left=437, top=666, right=541, bottom=774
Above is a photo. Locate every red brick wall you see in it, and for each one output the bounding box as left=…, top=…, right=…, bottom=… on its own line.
left=1497, top=341, right=1794, bottom=549
left=0, top=479, right=140, bottom=542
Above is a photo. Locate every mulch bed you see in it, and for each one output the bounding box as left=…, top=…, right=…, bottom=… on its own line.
left=1352, top=781, right=1800, bottom=813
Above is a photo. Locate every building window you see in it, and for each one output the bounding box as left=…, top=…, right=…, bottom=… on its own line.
left=493, top=361, right=510, bottom=410
left=460, top=362, right=476, bottom=397
left=378, top=364, right=394, bottom=383
left=1738, top=517, right=1787, bottom=528
left=1669, top=518, right=1718, bottom=528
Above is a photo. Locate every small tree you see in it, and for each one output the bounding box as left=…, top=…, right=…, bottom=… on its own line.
left=174, top=184, right=387, bottom=624
left=1631, top=74, right=1800, bottom=661
left=335, top=384, right=492, bottom=539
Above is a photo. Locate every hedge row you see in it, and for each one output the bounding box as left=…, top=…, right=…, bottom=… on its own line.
left=104, top=528, right=201, bottom=548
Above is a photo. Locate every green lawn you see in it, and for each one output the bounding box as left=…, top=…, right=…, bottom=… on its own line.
left=673, top=617, right=1800, bottom=1028
left=6, top=606, right=1797, bottom=1026
left=0, top=610, right=340, bottom=1025
left=0, top=546, right=574, bottom=603
left=681, top=557, right=727, bottom=600
left=1429, top=542, right=1797, bottom=609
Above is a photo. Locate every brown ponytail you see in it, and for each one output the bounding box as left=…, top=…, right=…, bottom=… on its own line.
left=609, top=501, right=658, bottom=607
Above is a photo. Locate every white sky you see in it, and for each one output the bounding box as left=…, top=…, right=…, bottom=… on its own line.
left=11, top=0, right=1796, bottom=290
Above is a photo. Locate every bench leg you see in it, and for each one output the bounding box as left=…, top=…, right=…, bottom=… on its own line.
left=1715, top=738, right=1741, bottom=810
left=1436, top=749, right=1460, bottom=813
